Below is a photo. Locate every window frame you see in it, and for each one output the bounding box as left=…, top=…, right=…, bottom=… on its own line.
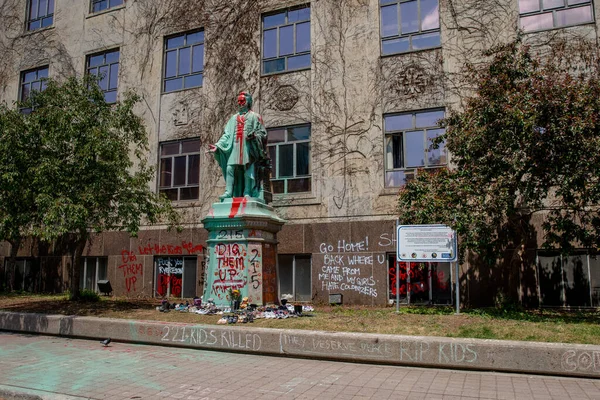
left=261, top=4, right=311, bottom=75
left=18, top=65, right=49, bottom=113
left=518, top=0, right=594, bottom=33
left=26, top=0, right=54, bottom=31
left=267, top=124, right=312, bottom=195
left=154, top=256, right=198, bottom=298
left=158, top=138, right=201, bottom=202
left=79, top=257, right=108, bottom=293
left=278, top=254, right=312, bottom=302
left=3, top=258, right=39, bottom=292
left=162, top=29, right=205, bottom=93
left=383, top=108, right=446, bottom=188
left=387, top=254, right=452, bottom=305
left=86, top=48, right=120, bottom=104
left=536, top=250, right=599, bottom=308
left=89, top=0, right=124, bottom=14
left=379, top=0, right=441, bottom=56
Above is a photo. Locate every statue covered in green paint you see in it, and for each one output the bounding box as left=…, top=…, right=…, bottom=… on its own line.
left=208, top=92, right=270, bottom=201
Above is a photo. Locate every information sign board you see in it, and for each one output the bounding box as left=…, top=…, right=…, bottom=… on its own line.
left=397, top=225, right=457, bottom=262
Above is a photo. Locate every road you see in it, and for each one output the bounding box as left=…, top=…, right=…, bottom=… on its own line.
left=0, top=332, right=599, bottom=400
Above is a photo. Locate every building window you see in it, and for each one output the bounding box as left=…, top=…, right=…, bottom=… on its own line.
left=90, top=0, right=123, bottom=13
left=384, top=109, right=446, bottom=187
left=159, top=139, right=200, bottom=201
left=86, top=49, right=120, bottom=103
left=380, top=0, right=440, bottom=55
left=262, top=5, right=311, bottom=74
left=19, top=66, right=49, bottom=113
left=27, top=0, right=54, bottom=31
left=537, top=251, right=599, bottom=307
left=155, top=256, right=197, bottom=298
left=267, top=124, right=311, bottom=194
left=519, top=0, right=593, bottom=32
left=163, top=30, right=204, bottom=93
left=279, top=255, right=311, bottom=301
left=79, top=257, right=107, bottom=292
left=388, top=255, right=451, bottom=305
left=3, top=259, right=40, bottom=292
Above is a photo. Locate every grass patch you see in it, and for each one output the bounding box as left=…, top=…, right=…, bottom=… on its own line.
left=1, top=294, right=599, bottom=345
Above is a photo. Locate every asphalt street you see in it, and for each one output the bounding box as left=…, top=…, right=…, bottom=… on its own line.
left=0, top=332, right=599, bottom=400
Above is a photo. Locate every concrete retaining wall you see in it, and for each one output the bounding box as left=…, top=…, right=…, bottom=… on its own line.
left=1, top=311, right=599, bottom=378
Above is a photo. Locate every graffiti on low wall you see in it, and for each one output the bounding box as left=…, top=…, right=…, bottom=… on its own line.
left=562, top=350, right=600, bottom=373
left=3, top=315, right=600, bottom=378
left=132, top=322, right=262, bottom=351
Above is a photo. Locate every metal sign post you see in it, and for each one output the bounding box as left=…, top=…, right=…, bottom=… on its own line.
left=396, top=260, right=400, bottom=313
left=395, top=219, right=400, bottom=313
left=455, top=261, right=460, bottom=314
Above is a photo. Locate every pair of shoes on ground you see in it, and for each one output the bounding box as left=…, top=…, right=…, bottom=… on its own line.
left=216, top=315, right=237, bottom=324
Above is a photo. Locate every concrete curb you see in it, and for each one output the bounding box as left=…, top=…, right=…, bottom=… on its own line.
left=0, top=384, right=87, bottom=400
left=1, top=311, right=599, bottom=379
left=0, top=386, right=42, bottom=400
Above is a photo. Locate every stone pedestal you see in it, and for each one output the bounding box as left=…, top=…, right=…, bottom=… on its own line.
left=202, top=197, right=285, bottom=308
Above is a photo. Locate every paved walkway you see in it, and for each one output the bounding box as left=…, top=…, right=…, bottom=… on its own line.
left=1, top=332, right=599, bottom=400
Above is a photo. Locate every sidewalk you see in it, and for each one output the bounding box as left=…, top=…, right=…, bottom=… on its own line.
left=1, top=311, right=599, bottom=379
left=2, top=332, right=600, bottom=400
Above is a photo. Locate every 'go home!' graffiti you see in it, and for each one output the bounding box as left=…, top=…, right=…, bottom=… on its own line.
left=318, top=237, right=378, bottom=298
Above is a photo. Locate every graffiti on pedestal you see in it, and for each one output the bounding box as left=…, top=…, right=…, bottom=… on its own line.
left=247, top=243, right=263, bottom=305
left=212, top=243, right=246, bottom=300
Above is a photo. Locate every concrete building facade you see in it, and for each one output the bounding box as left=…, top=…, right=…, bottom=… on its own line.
left=1, top=0, right=599, bottom=307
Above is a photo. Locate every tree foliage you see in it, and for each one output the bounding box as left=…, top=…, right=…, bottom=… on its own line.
left=0, top=103, right=38, bottom=268
left=398, top=39, right=600, bottom=263
left=0, top=76, right=179, bottom=297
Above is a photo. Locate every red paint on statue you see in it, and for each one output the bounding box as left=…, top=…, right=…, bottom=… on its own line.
left=236, top=114, right=245, bottom=164
left=229, top=197, right=247, bottom=218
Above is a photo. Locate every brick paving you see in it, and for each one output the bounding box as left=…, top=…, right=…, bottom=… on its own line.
left=1, top=332, right=599, bottom=400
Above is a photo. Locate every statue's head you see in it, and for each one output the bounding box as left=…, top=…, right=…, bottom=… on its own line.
left=237, top=91, right=253, bottom=113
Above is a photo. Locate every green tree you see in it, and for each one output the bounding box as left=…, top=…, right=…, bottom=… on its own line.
left=0, top=105, right=39, bottom=290
left=9, top=76, right=178, bottom=298
left=398, top=39, right=600, bottom=264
